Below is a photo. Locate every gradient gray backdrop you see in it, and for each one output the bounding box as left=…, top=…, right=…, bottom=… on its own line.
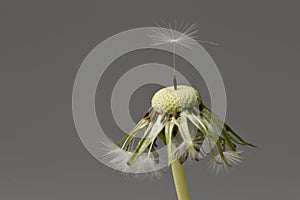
left=1, top=1, right=299, bottom=199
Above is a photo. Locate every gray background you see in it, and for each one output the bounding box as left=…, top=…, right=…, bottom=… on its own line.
left=1, top=0, right=299, bottom=199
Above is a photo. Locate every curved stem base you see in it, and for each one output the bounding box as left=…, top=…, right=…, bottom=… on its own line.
left=171, top=160, right=191, bottom=200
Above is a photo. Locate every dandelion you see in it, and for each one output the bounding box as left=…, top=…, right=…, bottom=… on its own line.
left=102, top=23, right=254, bottom=200
left=113, top=85, right=254, bottom=168
left=103, top=84, right=254, bottom=199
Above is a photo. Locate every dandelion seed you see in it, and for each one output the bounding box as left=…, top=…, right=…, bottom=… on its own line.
left=149, top=22, right=218, bottom=91
left=149, top=22, right=199, bottom=48
left=208, top=151, right=244, bottom=174
left=100, top=140, right=161, bottom=178
left=149, top=22, right=218, bottom=48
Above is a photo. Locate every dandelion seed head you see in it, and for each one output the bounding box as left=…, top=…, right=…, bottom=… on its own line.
left=151, top=85, right=201, bottom=114
left=103, top=84, right=253, bottom=177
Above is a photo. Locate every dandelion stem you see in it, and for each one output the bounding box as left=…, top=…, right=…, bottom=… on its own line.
left=171, top=159, right=191, bottom=200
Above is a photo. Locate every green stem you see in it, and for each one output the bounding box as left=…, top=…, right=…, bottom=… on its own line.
left=171, top=160, right=191, bottom=200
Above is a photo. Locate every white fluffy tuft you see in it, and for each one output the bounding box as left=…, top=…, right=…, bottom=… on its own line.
left=149, top=22, right=218, bottom=48
left=208, top=151, right=243, bottom=174
left=100, top=141, right=162, bottom=178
